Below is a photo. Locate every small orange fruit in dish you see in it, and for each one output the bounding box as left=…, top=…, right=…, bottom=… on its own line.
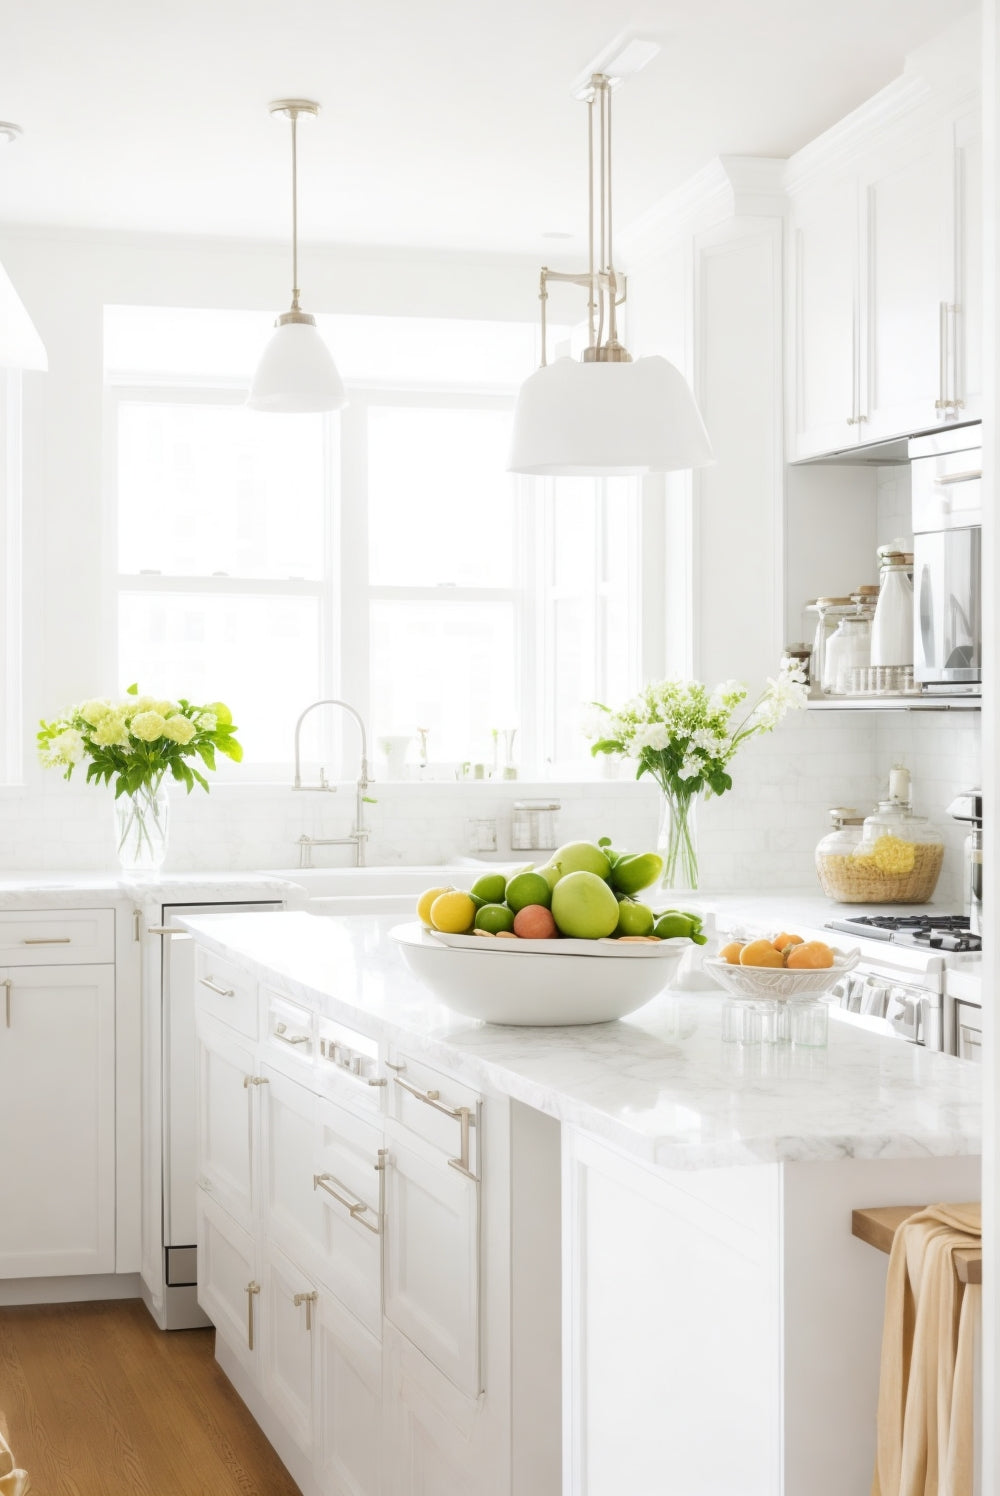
left=718, top=941, right=744, bottom=966
left=784, top=940, right=835, bottom=970
left=772, top=932, right=804, bottom=952
left=739, top=938, right=785, bottom=968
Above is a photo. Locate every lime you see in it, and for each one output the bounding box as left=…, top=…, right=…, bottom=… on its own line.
left=471, top=872, right=507, bottom=904
left=470, top=893, right=486, bottom=910
left=505, top=871, right=552, bottom=912
left=654, top=912, right=695, bottom=940
left=614, top=900, right=655, bottom=938
left=474, top=903, right=516, bottom=935
left=429, top=890, right=477, bottom=934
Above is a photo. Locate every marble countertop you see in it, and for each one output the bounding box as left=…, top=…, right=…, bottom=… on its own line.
left=0, top=870, right=297, bottom=908
left=181, top=909, right=982, bottom=1172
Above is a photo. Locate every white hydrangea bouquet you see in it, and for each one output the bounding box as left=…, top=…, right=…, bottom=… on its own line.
left=38, top=684, right=242, bottom=871
left=585, top=661, right=807, bottom=889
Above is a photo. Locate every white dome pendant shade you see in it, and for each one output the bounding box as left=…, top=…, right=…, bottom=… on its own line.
left=248, top=99, right=346, bottom=415
left=249, top=315, right=345, bottom=413
left=509, top=354, right=712, bottom=476
left=508, top=73, right=711, bottom=478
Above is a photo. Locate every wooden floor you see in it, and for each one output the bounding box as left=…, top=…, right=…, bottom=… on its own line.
left=0, top=1299, right=301, bottom=1496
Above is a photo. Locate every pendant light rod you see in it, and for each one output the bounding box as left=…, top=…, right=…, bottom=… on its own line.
left=267, top=99, right=320, bottom=319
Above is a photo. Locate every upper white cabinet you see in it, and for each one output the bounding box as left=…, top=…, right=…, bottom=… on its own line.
left=789, top=98, right=982, bottom=460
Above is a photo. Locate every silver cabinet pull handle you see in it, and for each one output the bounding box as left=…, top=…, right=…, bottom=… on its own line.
left=2, top=978, right=11, bottom=1029
left=22, top=937, right=71, bottom=945
left=313, top=1172, right=381, bottom=1235
left=246, top=1280, right=260, bottom=1350
left=199, top=976, right=235, bottom=997
left=937, top=469, right=982, bottom=485
left=293, top=1289, right=318, bottom=1331
left=393, top=1077, right=480, bottom=1182
left=147, top=925, right=189, bottom=937
left=274, top=1021, right=310, bottom=1047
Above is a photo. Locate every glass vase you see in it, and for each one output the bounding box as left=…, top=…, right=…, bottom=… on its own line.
left=657, top=789, right=699, bottom=892
left=115, top=784, right=169, bottom=873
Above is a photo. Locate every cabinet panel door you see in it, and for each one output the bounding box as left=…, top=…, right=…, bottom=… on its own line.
left=0, top=964, right=115, bottom=1276
left=314, top=1096, right=384, bottom=1338
left=953, top=108, right=982, bottom=418
left=196, top=1190, right=259, bottom=1381
left=383, top=1323, right=498, bottom=1496
left=197, top=1017, right=257, bottom=1230
left=862, top=134, right=950, bottom=440
left=789, top=178, right=859, bottom=459
left=315, top=1291, right=382, bottom=1496
left=384, top=1131, right=479, bottom=1398
left=262, top=1244, right=316, bottom=1457
left=261, top=1063, right=324, bottom=1265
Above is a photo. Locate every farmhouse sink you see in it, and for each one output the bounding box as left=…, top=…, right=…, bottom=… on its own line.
left=262, top=864, right=467, bottom=897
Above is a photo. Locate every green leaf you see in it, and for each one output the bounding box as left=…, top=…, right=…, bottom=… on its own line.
left=126, top=683, right=138, bottom=695
left=191, top=767, right=210, bottom=793
left=196, top=741, right=217, bottom=771
left=216, top=735, right=243, bottom=763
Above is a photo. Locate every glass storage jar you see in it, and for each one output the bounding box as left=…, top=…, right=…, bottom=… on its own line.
left=823, top=613, right=872, bottom=695
left=811, top=599, right=855, bottom=694
left=816, top=801, right=944, bottom=903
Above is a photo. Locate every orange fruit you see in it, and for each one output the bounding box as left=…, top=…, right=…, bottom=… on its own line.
left=773, top=932, right=804, bottom=952
left=718, top=941, right=744, bottom=965
left=739, top=938, right=785, bottom=968
left=784, top=940, right=834, bottom=970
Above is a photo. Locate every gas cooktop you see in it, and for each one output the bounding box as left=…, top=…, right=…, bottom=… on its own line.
left=826, top=913, right=982, bottom=954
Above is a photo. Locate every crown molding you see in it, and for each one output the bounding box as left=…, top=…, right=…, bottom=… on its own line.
left=620, top=156, right=787, bottom=266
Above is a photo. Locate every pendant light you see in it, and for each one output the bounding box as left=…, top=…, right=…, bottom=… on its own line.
left=248, top=100, right=346, bottom=413
left=509, top=75, right=712, bottom=477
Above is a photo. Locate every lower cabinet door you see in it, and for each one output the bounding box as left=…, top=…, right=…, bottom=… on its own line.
left=262, top=1244, right=316, bottom=1457
left=383, top=1130, right=480, bottom=1398
left=196, top=1190, right=259, bottom=1382
left=314, top=1290, right=382, bottom=1496
left=314, top=1096, right=384, bottom=1339
left=197, top=1017, right=258, bottom=1230
left=383, top=1323, right=499, bottom=1496
left=0, top=963, right=116, bottom=1277
left=260, top=1064, right=324, bottom=1265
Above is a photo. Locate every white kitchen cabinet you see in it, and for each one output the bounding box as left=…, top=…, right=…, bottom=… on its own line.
left=788, top=95, right=982, bottom=460
left=313, top=1094, right=384, bottom=1339
left=262, top=1243, right=317, bottom=1457
left=314, top=1288, right=382, bottom=1496
left=383, top=1128, right=481, bottom=1399
left=0, top=962, right=116, bottom=1278
left=196, top=1187, right=260, bottom=1381
left=197, top=1013, right=261, bottom=1231
left=789, top=175, right=860, bottom=458
left=383, top=1321, right=498, bottom=1496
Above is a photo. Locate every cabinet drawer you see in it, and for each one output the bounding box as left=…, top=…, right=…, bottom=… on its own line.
left=194, top=947, right=258, bottom=1039
left=318, top=1015, right=385, bottom=1116
left=388, top=1052, right=481, bottom=1172
left=264, top=987, right=316, bottom=1072
left=0, top=908, right=115, bottom=966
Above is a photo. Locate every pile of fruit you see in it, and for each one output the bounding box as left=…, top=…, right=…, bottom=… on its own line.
left=718, top=933, right=835, bottom=969
left=416, top=838, right=707, bottom=945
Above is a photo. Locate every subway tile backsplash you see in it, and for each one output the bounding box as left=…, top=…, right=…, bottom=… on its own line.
left=0, top=712, right=979, bottom=906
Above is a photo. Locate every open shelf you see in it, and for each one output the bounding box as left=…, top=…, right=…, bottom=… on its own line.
left=807, top=696, right=981, bottom=712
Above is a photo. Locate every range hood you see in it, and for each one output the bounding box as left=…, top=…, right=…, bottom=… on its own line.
left=792, top=420, right=980, bottom=468
left=0, top=258, right=47, bottom=371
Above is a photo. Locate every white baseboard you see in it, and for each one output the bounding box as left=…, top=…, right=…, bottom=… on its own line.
left=0, top=1272, right=142, bottom=1306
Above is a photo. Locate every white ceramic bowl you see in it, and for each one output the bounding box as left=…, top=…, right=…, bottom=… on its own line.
left=391, top=922, right=687, bottom=1026
left=703, top=947, right=860, bottom=1002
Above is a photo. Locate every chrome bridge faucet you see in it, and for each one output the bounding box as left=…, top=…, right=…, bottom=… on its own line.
left=292, top=699, right=371, bottom=867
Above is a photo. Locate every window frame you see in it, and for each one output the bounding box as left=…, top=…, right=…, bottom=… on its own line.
left=0, top=371, right=23, bottom=784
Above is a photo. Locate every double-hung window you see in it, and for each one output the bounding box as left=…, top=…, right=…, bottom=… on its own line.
left=106, top=308, right=641, bottom=778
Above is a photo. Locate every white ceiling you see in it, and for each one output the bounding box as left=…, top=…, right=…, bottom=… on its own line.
left=0, top=0, right=979, bottom=257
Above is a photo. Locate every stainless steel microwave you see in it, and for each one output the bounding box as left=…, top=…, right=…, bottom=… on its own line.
left=909, top=425, right=982, bottom=688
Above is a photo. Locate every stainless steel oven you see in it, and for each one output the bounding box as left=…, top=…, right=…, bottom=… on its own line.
left=909, top=424, right=982, bottom=688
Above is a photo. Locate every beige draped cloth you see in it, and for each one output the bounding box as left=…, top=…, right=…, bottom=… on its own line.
left=872, top=1202, right=982, bottom=1496
left=0, top=1424, right=28, bottom=1496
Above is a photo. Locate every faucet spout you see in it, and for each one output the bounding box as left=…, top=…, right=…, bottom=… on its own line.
left=292, top=699, right=371, bottom=867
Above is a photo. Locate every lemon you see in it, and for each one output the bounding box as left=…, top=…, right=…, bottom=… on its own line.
left=429, top=890, right=477, bottom=934
left=416, top=885, right=454, bottom=926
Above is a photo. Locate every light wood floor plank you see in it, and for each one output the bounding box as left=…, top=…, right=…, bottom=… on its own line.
left=0, top=1300, right=301, bottom=1496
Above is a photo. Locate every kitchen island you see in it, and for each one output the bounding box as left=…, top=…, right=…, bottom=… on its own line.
left=183, top=909, right=981, bottom=1496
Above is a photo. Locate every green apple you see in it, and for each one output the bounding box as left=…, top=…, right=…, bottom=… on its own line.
left=551, top=871, right=620, bottom=939
left=614, top=900, right=655, bottom=937
left=549, top=840, right=612, bottom=881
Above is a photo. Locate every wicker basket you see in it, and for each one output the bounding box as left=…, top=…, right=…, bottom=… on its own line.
left=816, top=843, right=944, bottom=904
